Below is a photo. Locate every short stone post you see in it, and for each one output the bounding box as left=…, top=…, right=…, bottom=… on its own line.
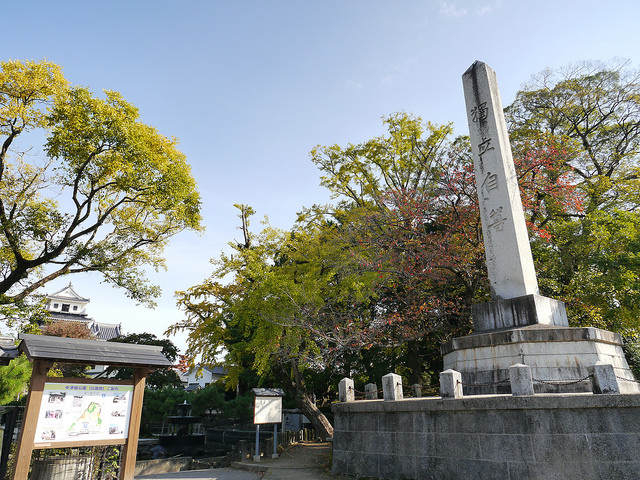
left=237, top=440, right=248, bottom=461
left=382, top=373, right=403, bottom=401
left=440, top=369, right=463, bottom=399
left=364, top=383, right=378, bottom=400
left=411, top=384, right=422, bottom=397
left=265, top=437, right=273, bottom=458
left=589, top=361, right=620, bottom=394
left=509, top=363, right=534, bottom=396
left=338, top=377, right=355, bottom=402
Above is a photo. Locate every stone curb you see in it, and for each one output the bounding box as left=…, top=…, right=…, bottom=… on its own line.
left=230, top=462, right=269, bottom=473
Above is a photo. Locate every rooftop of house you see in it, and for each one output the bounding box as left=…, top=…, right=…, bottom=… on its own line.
left=197, top=365, right=227, bottom=375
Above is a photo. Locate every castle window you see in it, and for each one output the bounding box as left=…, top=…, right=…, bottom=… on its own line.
left=61, top=304, right=70, bottom=312
left=53, top=303, right=59, bottom=309
left=73, top=305, right=78, bottom=311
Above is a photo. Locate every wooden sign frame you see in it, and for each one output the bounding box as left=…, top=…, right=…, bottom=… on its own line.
left=10, top=334, right=170, bottom=480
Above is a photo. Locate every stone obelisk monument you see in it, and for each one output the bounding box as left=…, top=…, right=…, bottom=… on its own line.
left=463, top=60, right=568, bottom=332
left=441, top=61, right=639, bottom=394
left=465, top=61, right=538, bottom=300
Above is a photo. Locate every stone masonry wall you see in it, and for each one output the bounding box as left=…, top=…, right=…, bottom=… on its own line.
left=331, top=394, right=640, bottom=480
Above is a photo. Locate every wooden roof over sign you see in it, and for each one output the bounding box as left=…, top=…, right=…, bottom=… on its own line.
left=18, top=334, right=172, bottom=368
left=252, top=387, right=285, bottom=397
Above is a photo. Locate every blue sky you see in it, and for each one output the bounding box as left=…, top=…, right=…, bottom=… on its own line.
left=5, top=0, right=640, bottom=353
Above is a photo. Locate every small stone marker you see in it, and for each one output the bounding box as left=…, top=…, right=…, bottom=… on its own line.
left=439, top=369, right=463, bottom=399
left=364, top=383, right=378, bottom=400
left=509, top=363, right=534, bottom=396
left=411, top=384, right=422, bottom=398
left=338, top=377, right=355, bottom=402
left=589, top=361, right=620, bottom=394
left=382, top=373, right=403, bottom=401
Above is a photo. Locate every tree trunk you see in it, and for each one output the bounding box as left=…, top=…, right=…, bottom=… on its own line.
left=406, top=339, right=423, bottom=386
left=294, top=389, right=334, bottom=441
left=274, top=359, right=334, bottom=440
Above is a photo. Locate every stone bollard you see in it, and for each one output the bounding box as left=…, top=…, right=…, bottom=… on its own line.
left=382, top=373, right=403, bottom=401
left=509, top=363, right=534, bottom=396
left=411, top=384, right=422, bottom=397
left=364, top=383, right=378, bottom=400
left=440, top=369, right=463, bottom=399
left=589, top=361, right=620, bottom=394
left=238, top=440, right=249, bottom=461
left=266, top=438, right=273, bottom=458
left=338, top=377, right=355, bottom=402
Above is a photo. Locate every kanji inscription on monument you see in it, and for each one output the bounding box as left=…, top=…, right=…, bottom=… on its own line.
left=462, top=61, right=539, bottom=300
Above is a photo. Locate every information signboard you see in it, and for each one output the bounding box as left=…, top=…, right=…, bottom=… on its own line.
left=34, top=382, right=134, bottom=446
left=254, top=396, right=282, bottom=424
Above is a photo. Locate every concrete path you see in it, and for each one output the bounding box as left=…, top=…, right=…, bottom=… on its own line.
left=134, top=468, right=262, bottom=480
left=234, top=441, right=333, bottom=480
left=135, top=441, right=334, bottom=480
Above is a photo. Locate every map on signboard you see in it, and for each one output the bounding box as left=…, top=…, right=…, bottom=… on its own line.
left=68, top=401, right=102, bottom=436
left=34, top=383, right=133, bottom=445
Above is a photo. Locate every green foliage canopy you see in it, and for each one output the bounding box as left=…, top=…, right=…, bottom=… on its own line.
left=507, top=60, right=640, bottom=331
left=0, top=60, right=202, bottom=322
left=0, top=354, right=31, bottom=405
left=107, top=332, right=182, bottom=390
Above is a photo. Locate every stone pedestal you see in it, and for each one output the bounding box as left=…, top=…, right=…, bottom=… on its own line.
left=472, top=294, right=568, bottom=332
left=442, top=325, right=640, bottom=395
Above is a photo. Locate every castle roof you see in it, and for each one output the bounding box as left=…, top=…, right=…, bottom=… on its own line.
left=47, top=282, right=90, bottom=303
left=44, top=282, right=121, bottom=341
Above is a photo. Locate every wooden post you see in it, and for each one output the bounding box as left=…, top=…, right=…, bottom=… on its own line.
left=11, top=359, right=51, bottom=480
left=119, top=367, right=148, bottom=480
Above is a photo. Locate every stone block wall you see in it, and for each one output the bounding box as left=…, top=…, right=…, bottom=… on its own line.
left=331, top=394, right=640, bottom=480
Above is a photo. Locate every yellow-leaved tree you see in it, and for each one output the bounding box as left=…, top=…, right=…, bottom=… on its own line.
left=0, top=60, right=202, bottom=331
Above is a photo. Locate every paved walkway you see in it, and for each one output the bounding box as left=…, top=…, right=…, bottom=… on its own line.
left=135, top=470, right=261, bottom=480
left=135, top=441, right=334, bottom=480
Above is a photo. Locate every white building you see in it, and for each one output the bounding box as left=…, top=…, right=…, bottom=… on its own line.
left=185, top=365, right=227, bottom=390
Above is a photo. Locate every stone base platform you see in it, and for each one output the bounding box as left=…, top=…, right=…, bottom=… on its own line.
left=441, top=325, right=640, bottom=395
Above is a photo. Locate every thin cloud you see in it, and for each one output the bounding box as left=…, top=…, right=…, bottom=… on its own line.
left=476, top=0, right=502, bottom=15
left=476, top=5, right=493, bottom=15
left=437, top=0, right=502, bottom=18
left=438, top=1, right=468, bottom=18
left=345, top=79, right=363, bottom=91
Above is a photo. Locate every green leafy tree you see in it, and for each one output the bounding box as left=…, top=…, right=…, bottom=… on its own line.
left=308, top=113, right=587, bottom=386
left=107, top=333, right=182, bottom=390
left=506, top=59, right=640, bottom=211
left=171, top=205, right=381, bottom=439
left=140, top=386, right=189, bottom=435
left=506, top=60, right=640, bottom=331
left=0, top=60, right=202, bottom=330
left=0, top=354, right=31, bottom=404
left=308, top=114, right=483, bottom=384
left=0, top=296, right=49, bottom=335
left=190, top=383, right=226, bottom=417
